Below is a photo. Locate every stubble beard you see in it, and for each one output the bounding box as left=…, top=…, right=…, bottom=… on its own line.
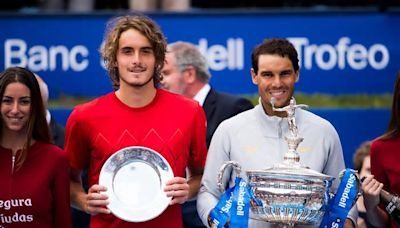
left=120, top=72, right=155, bottom=89
left=131, top=74, right=154, bottom=88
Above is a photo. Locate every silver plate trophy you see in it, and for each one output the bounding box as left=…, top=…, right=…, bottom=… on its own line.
left=218, top=97, right=335, bottom=227
left=99, top=146, right=173, bottom=222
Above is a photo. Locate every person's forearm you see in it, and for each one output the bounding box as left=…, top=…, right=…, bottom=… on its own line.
left=69, top=168, right=87, bottom=211
left=366, top=206, right=389, bottom=227
left=344, top=218, right=355, bottom=228
left=70, top=180, right=87, bottom=212
left=187, top=175, right=202, bottom=199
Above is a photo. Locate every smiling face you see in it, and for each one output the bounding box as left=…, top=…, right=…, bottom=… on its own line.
left=116, top=28, right=156, bottom=90
left=251, top=54, right=299, bottom=116
left=1, top=82, right=31, bottom=135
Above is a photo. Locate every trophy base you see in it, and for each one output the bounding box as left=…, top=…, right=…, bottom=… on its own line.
left=251, top=206, right=325, bottom=226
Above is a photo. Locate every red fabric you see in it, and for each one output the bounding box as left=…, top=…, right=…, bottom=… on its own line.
left=0, top=142, right=71, bottom=228
left=370, top=135, right=400, bottom=228
left=65, top=89, right=207, bottom=228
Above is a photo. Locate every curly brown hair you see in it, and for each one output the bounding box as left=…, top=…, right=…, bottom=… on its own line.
left=100, top=14, right=167, bottom=89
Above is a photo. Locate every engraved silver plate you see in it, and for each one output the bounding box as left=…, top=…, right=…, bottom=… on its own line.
left=99, top=146, right=173, bottom=222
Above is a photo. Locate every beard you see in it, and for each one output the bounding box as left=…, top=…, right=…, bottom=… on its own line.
left=131, top=74, right=154, bottom=88
left=119, top=71, right=155, bottom=89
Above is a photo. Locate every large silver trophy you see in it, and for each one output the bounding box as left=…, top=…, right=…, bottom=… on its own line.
left=218, top=97, right=335, bottom=227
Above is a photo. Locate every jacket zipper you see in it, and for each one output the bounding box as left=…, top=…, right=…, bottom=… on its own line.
left=11, top=152, right=16, bottom=174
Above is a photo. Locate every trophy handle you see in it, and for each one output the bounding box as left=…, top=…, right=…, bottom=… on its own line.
left=217, top=161, right=242, bottom=193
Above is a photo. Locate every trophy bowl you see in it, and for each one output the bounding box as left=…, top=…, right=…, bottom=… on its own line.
left=247, top=165, right=334, bottom=226
left=218, top=161, right=334, bottom=227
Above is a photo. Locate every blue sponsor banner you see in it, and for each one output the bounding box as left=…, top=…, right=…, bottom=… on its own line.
left=0, top=11, right=399, bottom=98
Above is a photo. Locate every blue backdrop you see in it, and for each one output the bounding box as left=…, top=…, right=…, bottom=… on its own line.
left=0, top=11, right=397, bottom=169
left=1, top=12, right=399, bottom=98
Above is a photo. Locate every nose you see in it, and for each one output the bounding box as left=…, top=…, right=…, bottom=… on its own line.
left=10, top=102, right=19, bottom=114
left=271, top=75, right=282, bottom=87
left=131, top=52, right=141, bottom=65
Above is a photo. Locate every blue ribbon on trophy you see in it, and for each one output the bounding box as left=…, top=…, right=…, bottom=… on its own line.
left=319, top=168, right=360, bottom=228
left=210, top=177, right=253, bottom=227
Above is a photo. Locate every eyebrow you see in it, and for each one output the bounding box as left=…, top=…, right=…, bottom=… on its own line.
left=141, top=47, right=153, bottom=51
left=120, top=46, right=153, bottom=52
left=3, top=96, right=31, bottom=99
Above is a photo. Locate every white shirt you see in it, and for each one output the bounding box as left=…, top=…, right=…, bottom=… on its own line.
left=193, top=84, right=211, bottom=107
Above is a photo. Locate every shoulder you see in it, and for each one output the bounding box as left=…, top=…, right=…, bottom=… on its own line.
left=371, top=135, right=400, bottom=151
left=73, top=93, right=111, bottom=113
left=218, top=107, right=255, bottom=129
left=298, top=109, right=341, bottom=140
left=158, top=89, right=202, bottom=110
left=68, top=93, right=112, bottom=121
left=33, top=141, right=67, bottom=161
left=213, top=90, right=252, bottom=105
left=299, top=109, right=336, bottom=130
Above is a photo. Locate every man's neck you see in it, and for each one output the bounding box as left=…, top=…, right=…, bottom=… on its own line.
left=116, top=83, right=157, bottom=108
left=185, top=81, right=207, bottom=99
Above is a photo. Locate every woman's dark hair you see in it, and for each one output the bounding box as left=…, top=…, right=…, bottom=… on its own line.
left=379, top=71, right=400, bottom=140
left=0, top=67, right=51, bottom=170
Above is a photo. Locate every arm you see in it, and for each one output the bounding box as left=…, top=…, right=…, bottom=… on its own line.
left=366, top=140, right=391, bottom=227
left=53, top=151, right=72, bottom=228
left=187, top=166, right=204, bottom=199
left=65, top=108, right=109, bottom=215
left=70, top=168, right=110, bottom=215
left=197, top=121, right=232, bottom=226
left=322, top=123, right=359, bottom=226
left=164, top=104, right=207, bottom=204
left=344, top=218, right=356, bottom=228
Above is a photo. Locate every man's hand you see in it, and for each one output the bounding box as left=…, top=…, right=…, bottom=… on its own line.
left=164, top=177, right=189, bottom=205
left=85, top=184, right=110, bottom=215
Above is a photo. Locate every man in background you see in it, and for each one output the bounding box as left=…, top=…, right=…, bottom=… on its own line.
left=35, top=74, right=65, bottom=149
left=161, top=41, right=253, bottom=228
left=161, top=41, right=253, bottom=148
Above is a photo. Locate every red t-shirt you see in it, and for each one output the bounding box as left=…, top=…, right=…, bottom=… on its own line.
left=65, top=89, right=208, bottom=228
left=0, top=142, right=71, bottom=228
left=371, top=135, right=400, bottom=228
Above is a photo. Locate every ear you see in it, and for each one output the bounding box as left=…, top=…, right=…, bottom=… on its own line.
left=295, top=70, right=300, bottom=82
left=251, top=68, right=258, bottom=85
left=184, top=66, right=196, bottom=84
